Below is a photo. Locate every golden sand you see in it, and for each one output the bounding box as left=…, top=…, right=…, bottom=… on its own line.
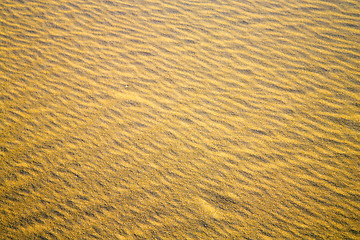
left=1, top=0, right=359, bottom=239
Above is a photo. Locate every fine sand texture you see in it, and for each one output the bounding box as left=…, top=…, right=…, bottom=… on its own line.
left=1, top=0, right=359, bottom=239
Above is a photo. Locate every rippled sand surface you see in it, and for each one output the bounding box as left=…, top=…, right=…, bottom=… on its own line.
left=1, top=0, right=360, bottom=239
